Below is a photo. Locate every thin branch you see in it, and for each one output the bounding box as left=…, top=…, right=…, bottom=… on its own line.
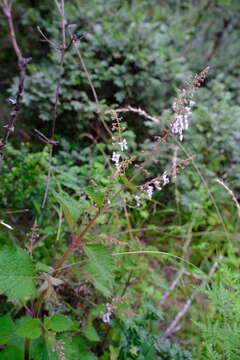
left=216, top=178, right=240, bottom=219
left=0, top=0, right=31, bottom=151
left=164, top=255, right=223, bottom=337
left=37, top=26, right=59, bottom=50
left=41, top=0, right=67, bottom=208
left=67, top=29, right=99, bottom=110
left=105, top=106, right=160, bottom=124
left=159, top=268, right=186, bottom=305
left=121, top=270, right=133, bottom=297
left=67, top=28, right=113, bottom=138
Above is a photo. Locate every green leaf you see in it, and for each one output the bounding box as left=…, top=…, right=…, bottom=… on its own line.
left=35, top=334, right=97, bottom=360
left=0, top=315, right=15, bottom=344
left=84, top=244, right=113, bottom=297
left=0, top=345, right=22, bottom=360
left=119, top=176, right=138, bottom=191
left=53, top=191, right=82, bottom=231
left=85, top=188, right=104, bottom=208
left=71, top=335, right=97, bottom=360
left=36, top=262, right=53, bottom=274
left=43, top=316, right=52, bottom=330
left=32, top=337, right=58, bottom=360
left=83, top=324, right=100, bottom=342
left=49, top=314, right=74, bottom=332
left=0, top=246, right=36, bottom=300
left=16, top=319, right=42, bottom=340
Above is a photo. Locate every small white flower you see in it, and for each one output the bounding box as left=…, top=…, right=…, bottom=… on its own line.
left=171, top=90, right=196, bottom=141
left=118, top=138, right=128, bottom=151
left=112, top=152, right=121, bottom=169
left=102, top=303, right=115, bottom=323
left=162, top=171, right=169, bottom=186
left=102, top=312, right=111, bottom=323
left=154, top=181, right=162, bottom=191
left=8, top=98, right=16, bottom=105
left=134, top=195, right=141, bottom=207
left=146, top=185, right=154, bottom=200
left=184, top=115, right=189, bottom=130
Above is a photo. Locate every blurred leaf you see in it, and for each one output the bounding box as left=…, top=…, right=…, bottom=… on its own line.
left=49, top=314, right=74, bottom=332
left=83, top=324, right=100, bottom=342
left=16, top=319, right=42, bottom=340
left=0, top=345, right=22, bottom=360
left=85, top=188, right=104, bottom=208
left=0, top=315, right=15, bottom=345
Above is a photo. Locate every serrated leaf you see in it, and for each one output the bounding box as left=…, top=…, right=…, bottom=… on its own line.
left=0, top=315, right=15, bottom=344
left=49, top=314, right=73, bottom=332
left=84, top=245, right=113, bottom=297
left=53, top=191, right=82, bottom=231
left=85, top=188, right=104, bottom=208
left=16, top=319, right=42, bottom=339
left=0, top=246, right=36, bottom=300
left=83, top=324, right=100, bottom=342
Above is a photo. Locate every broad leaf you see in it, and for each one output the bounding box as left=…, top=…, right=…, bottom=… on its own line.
left=32, top=337, right=58, bottom=360
left=48, top=314, right=73, bottom=332
left=53, top=191, right=82, bottom=231
left=0, top=315, right=15, bottom=344
left=83, top=324, right=100, bottom=342
left=16, top=319, right=42, bottom=340
left=71, top=335, right=97, bottom=360
left=85, top=188, right=104, bottom=208
left=0, top=345, right=22, bottom=360
left=0, top=246, right=36, bottom=300
left=32, top=335, right=96, bottom=360
left=84, top=245, right=113, bottom=297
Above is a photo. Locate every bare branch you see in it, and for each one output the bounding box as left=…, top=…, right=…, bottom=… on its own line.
left=164, top=255, right=223, bottom=337
left=105, top=106, right=160, bottom=124
left=41, top=0, right=67, bottom=208
left=0, top=0, right=31, bottom=151
left=160, top=268, right=186, bottom=305
left=216, top=178, right=240, bottom=219
left=67, top=28, right=113, bottom=138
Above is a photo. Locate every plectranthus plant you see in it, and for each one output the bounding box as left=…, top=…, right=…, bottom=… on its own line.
left=170, top=66, right=210, bottom=141
left=108, top=66, right=209, bottom=204
left=0, top=0, right=210, bottom=358
left=0, top=69, right=207, bottom=360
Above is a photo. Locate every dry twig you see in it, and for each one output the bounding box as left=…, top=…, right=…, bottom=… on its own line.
left=164, top=255, right=223, bottom=337
left=0, top=0, right=31, bottom=151
left=216, top=178, right=240, bottom=219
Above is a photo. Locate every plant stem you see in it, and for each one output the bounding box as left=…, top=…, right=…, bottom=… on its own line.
left=54, top=174, right=138, bottom=273
left=24, top=338, right=31, bottom=360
